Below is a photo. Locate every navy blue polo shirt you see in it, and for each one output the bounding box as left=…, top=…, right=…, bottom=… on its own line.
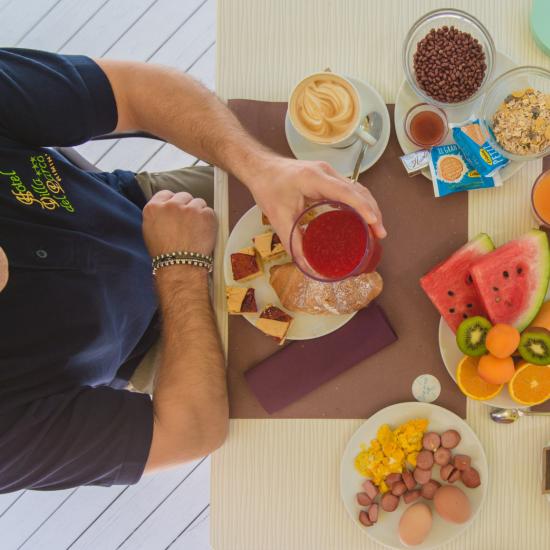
left=0, top=49, right=158, bottom=491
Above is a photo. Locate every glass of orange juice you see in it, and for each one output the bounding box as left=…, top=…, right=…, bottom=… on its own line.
left=532, top=169, right=550, bottom=227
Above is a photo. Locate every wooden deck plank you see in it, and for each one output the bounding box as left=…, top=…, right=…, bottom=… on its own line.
left=69, top=459, right=207, bottom=550
left=17, top=0, right=113, bottom=52
left=0, top=0, right=62, bottom=45
left=0, top=488, right=77, bottom=548
left=17, top=485, right=127, bottom=550
left=167, top=507, right=211, bottom=550
left=104, top=0, right=204, bottom=61
left=118, top=458, right=210, bottom=550
left=60, top=0, right=157, bottom=57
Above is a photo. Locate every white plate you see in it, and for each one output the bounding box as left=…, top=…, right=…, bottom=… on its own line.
left=439, top=286, right=550, bottom=409
left=340, top=402, right=488, bottom=550
left=394, top=51, right=526, bottom=183
left=285, top=76, right=391, bottom=177
left=223, top=204, right=356, bottom=340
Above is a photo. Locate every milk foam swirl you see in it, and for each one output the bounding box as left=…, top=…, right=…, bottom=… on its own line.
left=291, top=76, right=358, bottom=142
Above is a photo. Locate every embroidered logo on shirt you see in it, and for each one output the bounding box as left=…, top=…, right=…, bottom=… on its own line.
left=0, top=153, right=75, bottom=213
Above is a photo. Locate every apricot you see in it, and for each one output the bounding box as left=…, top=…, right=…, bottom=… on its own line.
left=485, top=324, right=520, bottom=359
left=477, top=354, right=516, bottom=385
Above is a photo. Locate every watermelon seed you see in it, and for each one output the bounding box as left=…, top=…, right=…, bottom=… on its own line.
left=503, top=271, right=509, bottom=278
left=517, top=267, right=523, bottom=275
left=492, top=286, right=499, bottom=292
left=448, top=290, right=455, bottom=296
left=449, top=308, right=455, bottom=313
left=466, top=275, right=473, bottom=285
left=466, top=303, right=473, bottom=308
left=462, top=314, right=468, bottom=319
left=495, top=297, right=501, bottom=303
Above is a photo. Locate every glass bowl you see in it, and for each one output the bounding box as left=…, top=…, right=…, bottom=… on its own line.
left=404, top=103, right=448, bottom=147
left=402, top=8, right=495, bottom=109
left=289, top=200, right=381, bottom=283
left=479, top=66, right=550, bottom=161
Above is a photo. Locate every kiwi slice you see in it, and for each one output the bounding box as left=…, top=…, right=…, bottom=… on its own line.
left=518, top=327, right=550, bottom=365
left=456, top=316, right=492, bottom=357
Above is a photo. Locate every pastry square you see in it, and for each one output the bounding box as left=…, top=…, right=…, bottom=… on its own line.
left=256, top=304, right=293, bottom=345
left=253, top=231, right=286, bottom=261
left=226, top=286, right=258, bottom=314
left=230, top=246, right=263, bottom=282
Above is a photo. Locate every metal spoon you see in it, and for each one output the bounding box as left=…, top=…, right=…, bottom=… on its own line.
left=490, top=407, right=550, bottom=424
left=352, top=111, right=382, bottom=183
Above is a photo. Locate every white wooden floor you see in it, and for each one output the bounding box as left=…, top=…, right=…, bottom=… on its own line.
left=0, top=1, right=215, bottom=548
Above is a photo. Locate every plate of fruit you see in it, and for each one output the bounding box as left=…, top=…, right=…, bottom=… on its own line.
left=421, top=230, right=550, bottom=408
left=340, top=402, right=488, bottom=549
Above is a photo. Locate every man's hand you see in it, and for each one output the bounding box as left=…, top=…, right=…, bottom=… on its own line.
left=142, top=190, right=217, bottom=257
left=245, top=156, right=387, bottom=252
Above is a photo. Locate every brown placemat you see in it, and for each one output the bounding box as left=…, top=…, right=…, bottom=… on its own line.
left=227, top=100, right=469, bottom=419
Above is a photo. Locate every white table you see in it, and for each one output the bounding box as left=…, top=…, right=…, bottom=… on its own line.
left=211, top=1, right=550, bottom=548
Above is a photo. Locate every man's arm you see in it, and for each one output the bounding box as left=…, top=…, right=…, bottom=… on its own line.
left=142, top=191, right=228, bottom=472
left=96, top=59, right=387, bottom=248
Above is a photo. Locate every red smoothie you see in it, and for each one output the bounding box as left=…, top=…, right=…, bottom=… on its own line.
left=302, top=209, right=368, bottom=278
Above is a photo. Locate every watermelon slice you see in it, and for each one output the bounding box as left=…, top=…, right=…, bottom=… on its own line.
left=470, top=230, right=550, bottom=331
left=420, top=233, right=495, bottom=332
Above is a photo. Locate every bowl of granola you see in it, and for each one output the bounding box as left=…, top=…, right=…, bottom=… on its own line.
left=479, top=66, right=550, bottom=161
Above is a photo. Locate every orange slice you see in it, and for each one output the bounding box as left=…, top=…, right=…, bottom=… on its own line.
left=456, top=356, right=503, bottom=400
left=508, top=363, right=550, bottom=406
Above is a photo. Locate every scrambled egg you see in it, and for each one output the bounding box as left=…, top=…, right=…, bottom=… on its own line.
left=354, top=418, right=428, bottom=492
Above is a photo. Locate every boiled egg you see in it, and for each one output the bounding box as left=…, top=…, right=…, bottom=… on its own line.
left=398, top=502, right=432, bottom=546
left=434, top=485, right=472, bottom=524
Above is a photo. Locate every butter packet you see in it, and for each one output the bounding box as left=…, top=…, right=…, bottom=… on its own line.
left=451, top=118, right=509, bottom=177
left=429, top=144, right=502, bottom=198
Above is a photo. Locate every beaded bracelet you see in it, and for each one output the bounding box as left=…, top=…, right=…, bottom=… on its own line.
left=152, top=251, right=213, bottom=276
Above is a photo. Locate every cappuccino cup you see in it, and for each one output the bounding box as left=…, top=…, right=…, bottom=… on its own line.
left=288, top=71, right=378, bottom=148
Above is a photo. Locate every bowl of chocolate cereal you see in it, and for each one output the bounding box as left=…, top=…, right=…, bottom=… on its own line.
left=402, top=9, right=495, bottom=108
left=479, top=66, right=550, bottom=161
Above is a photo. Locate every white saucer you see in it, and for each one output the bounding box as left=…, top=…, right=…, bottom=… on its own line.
left=395, top=51, right=526, bottom=183
left=285, top=77, right=391, bottom=178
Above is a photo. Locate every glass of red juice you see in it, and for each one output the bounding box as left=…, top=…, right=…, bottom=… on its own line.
left=289, top=201, right=382, bottom=282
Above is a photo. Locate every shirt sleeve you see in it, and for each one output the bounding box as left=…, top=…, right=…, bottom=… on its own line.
left=0, top=48, right=118, bottom=147
left=0, top=387, right=153, bottom=492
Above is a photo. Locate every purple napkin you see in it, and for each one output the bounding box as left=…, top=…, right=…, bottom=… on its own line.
left=244, top=303, right=397, bottom=414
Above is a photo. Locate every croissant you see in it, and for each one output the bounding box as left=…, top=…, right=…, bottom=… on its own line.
left=269, top=262, right=383, bottom=315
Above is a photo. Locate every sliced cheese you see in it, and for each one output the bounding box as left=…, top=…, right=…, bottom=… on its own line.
left=225, top=286, right=248, bottom=314
left=256, top=317, right=291, bottom=342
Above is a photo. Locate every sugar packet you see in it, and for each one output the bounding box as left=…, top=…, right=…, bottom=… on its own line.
left=429, top=144, right=502, bottom=198
left=451, top=118, right=509, bottom=177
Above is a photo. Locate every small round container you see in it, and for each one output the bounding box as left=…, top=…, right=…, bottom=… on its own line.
left=531, top=169, right=550, bottom=227
left=289, top=200, right=381, bottom=283
left=404, top=103, right=448, bottom=148
left=479, top=66, right=550, bottom=161
left=402, top=8, right=495, bottom=109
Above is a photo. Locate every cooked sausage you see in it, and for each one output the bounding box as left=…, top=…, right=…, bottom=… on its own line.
left=461, top=467, right=481, bottom=488
left=416, top=449, right=434, bottom=470
left=381, top=492, right=400, bottom=512
left=448, top=468, right=461, bottom=483
left=391, top=481, right=407, bottom=496
left=434, top=447, right=452, bottom=466
left=422, top=432, right=441, bottom=451
left=421, top=480, right=441, bottom=500
left=413, top=467, right=432, bottom=485
left=441, top=429, right=461, bottom=449
left=385, top=473, right=402, bottom=488
left=403, top=490, right=421, bottom=504
left=359, top=510, right=372, bottom=527
left=368, top=503, right=379, bottom=523
left=453, top=454, right=471, bottom=471
left=357, top=492, right=372, bottom=507
left=440, top=463, right=454, bottom=481
left=402, top=470, right=416, bottom=491
left=362, top=479, right=379, bottom=500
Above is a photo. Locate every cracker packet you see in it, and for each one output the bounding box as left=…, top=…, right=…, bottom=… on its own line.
left=429, top=144, right=502, bottom=198
left=451, top=118, right=509, bottom=177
